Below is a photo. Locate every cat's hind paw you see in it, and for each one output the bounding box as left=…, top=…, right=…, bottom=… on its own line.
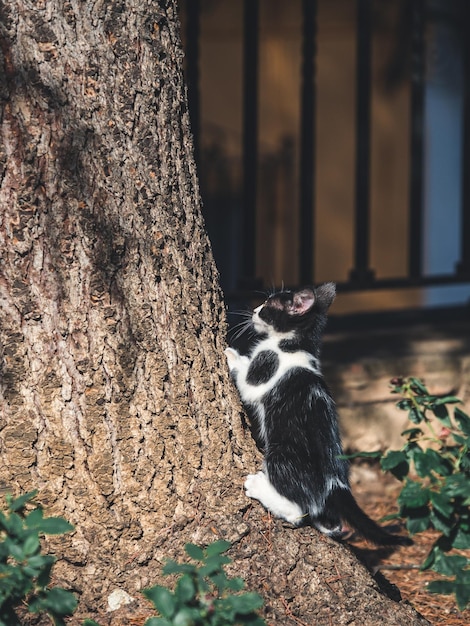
left=244, top=471, right=305, bottom=525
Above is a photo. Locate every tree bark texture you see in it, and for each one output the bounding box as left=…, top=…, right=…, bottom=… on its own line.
left=0, top=1, right=429, bottom=624
left=0, top=0, right=249, bottom=604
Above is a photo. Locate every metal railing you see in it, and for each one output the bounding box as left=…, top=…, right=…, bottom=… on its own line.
left=182, top=0, right=470, bottom=305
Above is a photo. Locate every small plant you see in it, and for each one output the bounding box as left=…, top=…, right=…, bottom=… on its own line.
left=351, top=377, right=470, bottom=609
left=0, top=490, right=77, bottom=626
left=143, top=540, right=266, bottom=626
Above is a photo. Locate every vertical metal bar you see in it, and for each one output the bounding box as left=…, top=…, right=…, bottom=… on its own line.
left=458, top=0, right=470, bottom=277
left=408, top=0, right=425, bottom=280
left=299, top=0, right=317, bottom=286
left=350, top=0, right=374, bottom=284
left=241, top=0, right=259, bottom=285
left=184, top=0, right=200, bottom=165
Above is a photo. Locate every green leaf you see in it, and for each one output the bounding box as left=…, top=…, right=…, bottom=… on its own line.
left=455, top=407, right=470, bottom=435
left=3, top=537, right=25, bottom=561
left=452, top=528, right=470, bottom=549
left=458, top=455, right=470, bottom=475
left=422, top=548, right=436, bottom=570
left=455, top=582, right=470, bottom=611
left=426, top=580, right=455, bottom=595
left=209, top=572, right=230, bottom=592
left=28, top=587, right=78, bottom=617
left=198, top=554, right=230, bottom=576
left=229, top=592, right=264, bottom=615
left=8, top=491, right=38, bottom=513
left=142, top=586, right=176, bottom=619
left=83, top=621, right=102, bottom=625
left=226, top=576, right=245, bottom=592
left=410, top=407, right=426, bottom=423
left=430, top=553, right=467, bottom=577
left=340, top=451, right=382, bottom=460
left=409, top=378, right=428, bottom=395
left=144, top=618, right=171, bottom=626
left=396, top=399, right=411, bottom=412
left=430, top=491, right=453, bottom=518
left=175, top=574, right=196, bottom=604
left=25, top=508, right=44, bottom=527
left=36, top=557, right=55, bottom=588
left=398, top=480, right=430, bottom=508
left=173, top=608, right=198, bottom=626
left=415, top=449, right=452, bottom=479
left=431, top=403, right=452, bottom=427
left=204, top=539, right=231, bottom=557
left=432, top=396, right=461, bottom=406
left=5, top=513, right=24, bottom=537
left=405, top=513, right=431, bottom=535
left=23, top=534, right=40, bottom=556
left=184, top=543, right=204, bottom=561
left=442, top=474, right=470, bottom=499
left=34, top=517, right=74, bottom=535
left=217, top=593, right=263, bottom=624
left=429, top=509, right=453, bottom=535
left=401, top=428, right=424, bottom=440
left=452, top=432, right=468, bottom=446
left=26, top=554, right=56, bottom=570
left=380, top=450, right=409, bottom=480
left=427, top=571, right=470, bottom=610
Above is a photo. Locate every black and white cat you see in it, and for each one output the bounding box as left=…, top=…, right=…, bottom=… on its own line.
left=225, top=282, right=411, bottom=546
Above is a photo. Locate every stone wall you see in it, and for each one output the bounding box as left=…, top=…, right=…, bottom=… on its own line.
left=322, top=312, right=470, bottom=452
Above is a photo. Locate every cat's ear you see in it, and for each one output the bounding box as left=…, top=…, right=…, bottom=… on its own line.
left=290, top=289, right=316, bottom=315
left=315, top=282, right=336, bottom=310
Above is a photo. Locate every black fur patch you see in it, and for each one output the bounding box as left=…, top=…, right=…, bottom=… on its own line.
left=246, top=350, right=279, bottom=385
left=278, top=339, right=299, bottom=352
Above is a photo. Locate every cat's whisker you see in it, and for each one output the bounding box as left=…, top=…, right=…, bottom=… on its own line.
left=228, top=322, right=245, bottom=338
left=232, top=325, right=254, bottom=343
left=252, top=289, right=271, bottom=301
left=228, top=317, right=254, bottom=342
left=230, top=311, right=251, bottom=316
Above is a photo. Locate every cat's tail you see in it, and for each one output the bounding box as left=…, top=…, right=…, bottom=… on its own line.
left=326, top=488, right=413, bottom=546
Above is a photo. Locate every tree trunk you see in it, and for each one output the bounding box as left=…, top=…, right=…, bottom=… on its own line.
left=0, top=1, right=428, bottom=624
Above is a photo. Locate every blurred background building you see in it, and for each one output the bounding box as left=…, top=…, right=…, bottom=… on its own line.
left=180, top=0, right=470, bottom=320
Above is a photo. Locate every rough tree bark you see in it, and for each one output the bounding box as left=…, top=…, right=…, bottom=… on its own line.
left=0, top=1, right=429, bottom=624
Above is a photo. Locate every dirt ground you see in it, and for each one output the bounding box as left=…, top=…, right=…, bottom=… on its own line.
left=350, top=462, right=470, bottom=626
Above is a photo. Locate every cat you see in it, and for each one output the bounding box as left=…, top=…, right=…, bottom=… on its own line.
left=225, top=282, right=411, bottom=546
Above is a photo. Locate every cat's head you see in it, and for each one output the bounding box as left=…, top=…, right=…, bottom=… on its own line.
left=252, top=282, right=336, bottom=336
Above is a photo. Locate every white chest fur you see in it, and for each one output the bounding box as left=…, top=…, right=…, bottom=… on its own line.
left=225, top=338, right=320, bottom=405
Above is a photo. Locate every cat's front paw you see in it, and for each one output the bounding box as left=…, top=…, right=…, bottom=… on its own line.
left=244, top=471, right=267, bottom=500
left=224, top=347, right=241, bottom=371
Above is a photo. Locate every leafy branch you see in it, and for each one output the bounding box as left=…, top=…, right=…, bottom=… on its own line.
left=0, top=488, right=265, bottom=626
left=143, top=540, right=266, bottom=626
left=350, top=377, right=470, bottom=610
left=0, top=490, right=77, bottom=626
